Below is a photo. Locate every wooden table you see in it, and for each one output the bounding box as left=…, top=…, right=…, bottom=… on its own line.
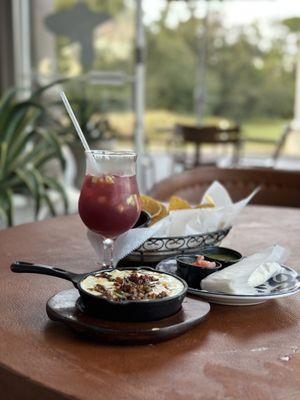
left=0, top=206, right=299, bottom=400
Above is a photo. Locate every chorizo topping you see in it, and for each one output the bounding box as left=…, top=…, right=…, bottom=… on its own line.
left=81, top=269, right=183, bottom=302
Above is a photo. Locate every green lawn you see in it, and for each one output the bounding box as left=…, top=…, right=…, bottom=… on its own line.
left=242, top=119, right=288, bottom=154
left=109, top=110, right=289, bottom=155
left=243, top=119, right=287, bottom=140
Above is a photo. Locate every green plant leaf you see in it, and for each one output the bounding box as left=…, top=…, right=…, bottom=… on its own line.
left=29, top=168, right=45, bottom=218
left=0, top=83, right=68, bottom=226
left=0, top=142, right=8, bottom=175
left=35, top=151, right=64, bottom=172
left=43, top=191, right=56, bottom=217
left=0, top=203, right=8, bottom=227
left=6, top=130, right=36, bottom=165
left=5, top=189, right=13, bottom=226
left=31, top=78, right=69, bottom=99
left=3, top=101, right=43, bottom=145
left=0, top=174, right=20, bottom=190
left=38, top=129, right=66, bottom=170
left=0, top=88, right=19, bottom=129
left=15, top=168, right=35, bottom=194
left=0, top=88, right=17, bottom=108
left=8, top=139, right=53, bottom=173
left=0, top=196, right=7, bottom=224
left=0, top=189, right=13, bottom=226
left=43, top=177, right=69, bottom=214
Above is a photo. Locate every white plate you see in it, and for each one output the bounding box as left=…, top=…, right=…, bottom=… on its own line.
left=157, top=258, right=300, bottom=306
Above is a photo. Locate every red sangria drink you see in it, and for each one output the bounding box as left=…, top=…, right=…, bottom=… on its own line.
left=78, top=174, right=141, bottom=238
left=78, top=150, right=140, bottom=269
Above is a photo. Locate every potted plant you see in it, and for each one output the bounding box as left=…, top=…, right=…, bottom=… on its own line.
left=0, top=87, right=68, bottom=227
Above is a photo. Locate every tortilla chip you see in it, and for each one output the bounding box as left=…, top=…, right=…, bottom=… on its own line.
left=169, top=196, right=191, bottom=211
left=140, top=195, right=162, bottom=218
left=150, top=203, right=169, bottom=226
left=196, top=194, right=216, bottom=209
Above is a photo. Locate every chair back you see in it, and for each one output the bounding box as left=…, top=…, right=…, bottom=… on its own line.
left=149, top=167, right=300, bottom=208
left=175, top=124, right=241, bottom=144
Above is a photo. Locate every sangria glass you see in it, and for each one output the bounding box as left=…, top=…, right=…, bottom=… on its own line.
left=78, top=150, right=141, bottom=269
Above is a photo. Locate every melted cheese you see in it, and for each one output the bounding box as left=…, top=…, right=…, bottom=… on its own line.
left=80, top=269, right=184, bottom=299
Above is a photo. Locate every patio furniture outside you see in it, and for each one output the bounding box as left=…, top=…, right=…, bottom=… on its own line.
left=173, top=124, right=242, bottom=168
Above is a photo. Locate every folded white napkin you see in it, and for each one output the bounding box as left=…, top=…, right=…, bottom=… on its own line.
left=87, top=181, right=259, bottom=266
left=201, top=245, right=288, bottom=295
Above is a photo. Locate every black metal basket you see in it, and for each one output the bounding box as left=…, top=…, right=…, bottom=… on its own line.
left=119, top=226, right=231, bottom=266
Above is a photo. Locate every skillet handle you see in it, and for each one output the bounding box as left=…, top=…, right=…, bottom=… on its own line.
left=10, top=261, right=83, bottom=286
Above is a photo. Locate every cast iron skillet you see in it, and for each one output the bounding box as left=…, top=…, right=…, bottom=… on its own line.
left=10, top=262, right=187, bottom=322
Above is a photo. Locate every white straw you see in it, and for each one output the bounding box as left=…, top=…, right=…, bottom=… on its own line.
left=60, top=91, right=91, bottom=152
left=60, top=91, right=99, bottom=172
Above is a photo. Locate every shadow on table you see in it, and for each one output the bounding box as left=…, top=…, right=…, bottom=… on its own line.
left=43, top=314, right=211, bottom=374
left=43, top=314, right=210, bottom=345
left=204, top=299, right=298, bottom=341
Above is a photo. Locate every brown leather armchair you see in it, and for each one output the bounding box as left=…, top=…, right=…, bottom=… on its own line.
left=148, top=167, right=300, bottom=208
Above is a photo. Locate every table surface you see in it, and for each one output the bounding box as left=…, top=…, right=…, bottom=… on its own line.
left=0, top=206, right=300, bottom=400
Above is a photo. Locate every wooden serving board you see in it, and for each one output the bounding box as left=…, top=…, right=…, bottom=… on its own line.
left=46, top=289, right=210, bottom=344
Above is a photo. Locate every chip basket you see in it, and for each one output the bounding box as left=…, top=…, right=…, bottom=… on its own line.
left=118, top=226, right=232, bottom=267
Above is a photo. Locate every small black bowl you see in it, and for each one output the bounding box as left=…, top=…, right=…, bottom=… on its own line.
left=133, top=210, right=151, bottom=229
left=200, top=246, right=242, bottom=267
left=176, top=255, right=222, bottom=289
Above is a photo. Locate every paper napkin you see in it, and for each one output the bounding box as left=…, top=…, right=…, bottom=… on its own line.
left=201, top=245, right=288, bottom=295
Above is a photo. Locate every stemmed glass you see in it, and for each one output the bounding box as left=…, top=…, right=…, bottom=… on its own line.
left=78, top=150, right=141, bottom=269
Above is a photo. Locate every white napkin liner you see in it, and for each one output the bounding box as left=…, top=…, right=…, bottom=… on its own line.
left=152, top=182, right=259, bottom=237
